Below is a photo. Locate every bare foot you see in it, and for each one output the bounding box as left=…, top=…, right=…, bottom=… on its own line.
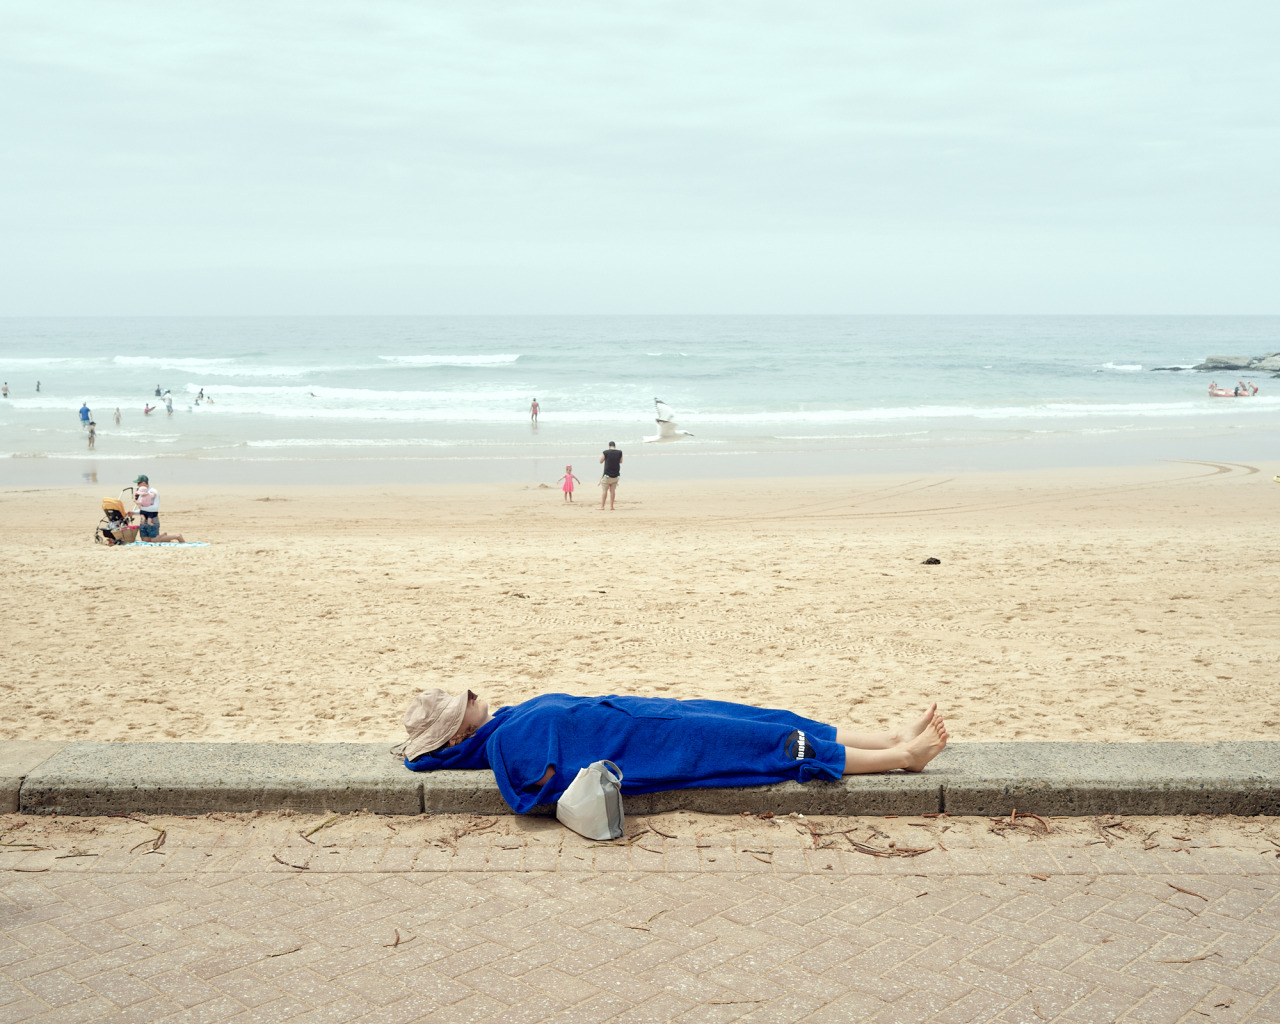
left=893, top=702, right=937, bottom=744
left=902, top=717, right=948, bottom=771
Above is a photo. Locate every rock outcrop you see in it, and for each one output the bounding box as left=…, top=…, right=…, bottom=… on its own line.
left=1192, top=352, right=1280, bottom=373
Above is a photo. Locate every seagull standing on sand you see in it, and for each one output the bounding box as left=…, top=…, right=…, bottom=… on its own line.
left=643, top=398, right=694, bottom=443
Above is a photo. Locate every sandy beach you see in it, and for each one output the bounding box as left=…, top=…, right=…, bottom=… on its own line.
left=4, top=458, right=1277, bottom=746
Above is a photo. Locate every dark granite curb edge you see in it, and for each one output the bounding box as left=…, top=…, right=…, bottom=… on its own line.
left=6, top=741, right=1279, bottom=817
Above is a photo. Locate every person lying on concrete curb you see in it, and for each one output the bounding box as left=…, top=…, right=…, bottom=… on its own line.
left=400, top=690, right=947, bottom=814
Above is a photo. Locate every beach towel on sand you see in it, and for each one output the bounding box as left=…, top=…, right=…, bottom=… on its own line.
left=405, top=694, right=844, bottom=813
left=118, top=541, right=210, bottom=548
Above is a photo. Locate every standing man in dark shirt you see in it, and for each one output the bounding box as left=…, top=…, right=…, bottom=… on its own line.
left=599, top=441, right=622, bottom=510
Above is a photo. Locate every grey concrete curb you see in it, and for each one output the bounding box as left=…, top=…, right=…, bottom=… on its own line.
left=8, top=741, right=1279, bottom=817
left=2, top=742, right=67, bottom=813
left=19, top=743, right=419, bottom=816
left=939, top=742, right=1280, bottom=816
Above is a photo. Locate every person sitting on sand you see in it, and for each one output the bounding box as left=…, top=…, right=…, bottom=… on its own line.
left=130, top=475, right=184, bottom=543
left=140, top=527, right=185, bottom=543
left=401, top=690, right=948, bottom=814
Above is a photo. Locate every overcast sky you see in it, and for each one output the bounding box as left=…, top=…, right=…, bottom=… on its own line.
left=2, top=1, right=1276, bottom=314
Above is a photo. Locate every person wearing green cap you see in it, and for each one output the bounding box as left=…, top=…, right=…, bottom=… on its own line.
left=130, top=475, right=185, bottom=543
left=126, top=475, right=172, bottom=541
left=132, top=476, right=159, bottom=537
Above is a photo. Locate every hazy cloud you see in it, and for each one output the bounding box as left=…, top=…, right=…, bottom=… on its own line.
left=2, top=1, right=1276, bottom=313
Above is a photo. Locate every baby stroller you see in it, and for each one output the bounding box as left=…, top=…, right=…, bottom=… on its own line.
left=95, top=487, right=138, bottom=545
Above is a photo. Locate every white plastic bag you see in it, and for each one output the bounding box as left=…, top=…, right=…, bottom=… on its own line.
left=555, top=760, right=625, bottom=840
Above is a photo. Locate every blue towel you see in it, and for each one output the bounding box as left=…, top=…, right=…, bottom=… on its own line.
left=117, top=541, right=210, bottom=547
left=405, top=694, right=845, bottom=813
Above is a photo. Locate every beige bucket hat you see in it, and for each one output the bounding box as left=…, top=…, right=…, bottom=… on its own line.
left=403, top=689, right=473, bottom=761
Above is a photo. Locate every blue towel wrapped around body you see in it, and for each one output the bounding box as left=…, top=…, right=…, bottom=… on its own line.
left=405, top=693, right=846, bottom=813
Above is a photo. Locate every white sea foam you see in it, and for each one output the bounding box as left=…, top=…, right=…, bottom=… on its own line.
left=1100, top=362, right=1143, bottom=372
left=115, top=356, right=236, bottom=369
left=183, top=366, right=324, bottom=378
left=0, top=357, right=94, bottom=367
left=697, top=398, right=1280, bottom=423
left=179, top=383, right=532, bottom=403
left=111, top=355, right=365, bottom=378
left=775, top=432, right=931, bottom=440
left=1, top=397, right=148, bottom=412
left=143, top=363, right=324, bottom=378
left=8, top=451, right=138, bottom=460
left=7, top=393, right=1279, bottom=428
left=378, top=354, right=520, bottom=366
left=84, top=396, right=1272, bottom=427
left=244, top=437, right=461, bottom=448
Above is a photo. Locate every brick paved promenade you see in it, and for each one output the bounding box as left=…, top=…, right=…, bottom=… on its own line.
left=3, top=811, right=1279, bottom=1023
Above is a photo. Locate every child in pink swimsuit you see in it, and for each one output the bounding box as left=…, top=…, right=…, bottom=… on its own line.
left=557, top=466, right=581, bottom=502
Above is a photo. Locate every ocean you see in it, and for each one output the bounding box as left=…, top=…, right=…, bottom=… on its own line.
left=1, top=315, right=1276, bottom=485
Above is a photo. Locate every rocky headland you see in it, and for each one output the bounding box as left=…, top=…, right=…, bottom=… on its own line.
left=1153, top=352, right=1280, bottom=374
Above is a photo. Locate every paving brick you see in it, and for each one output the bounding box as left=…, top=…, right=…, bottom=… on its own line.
left=281, top=993, right=373, bottom=1024
left=6, top=818, right=1280, bottom=1023
left=18, top=969, right=95, bottom=1009
left=575, top=964, right=660, bottom=1007
left=2, top=947, right=83, bottom=982
left=488, top=945, right=564, bottom=979
left=207, top=969, right=285, bottom=1008
left=79, top=968, right=159, bottom=1007
left=929, top=986, right=1008, bottom=1024
left=143, top=970, right=225, bottom=1009
left=0, top=1000, right=51, bottom=1024
left=426, top=992, right=508, bottom=1024
left=609, top=991, right=696, bottom=1024
left=334, top=966, right=412, bottom=1007
left=667, top=940, right=748, bottom=979
left=162, top=994, right=245, bottom=1024
left=1126, top=984, right=1208, bottom=1024
left=487, top=993, right=571, bottom=1024
left=521, top=966, right=604, bottom=1004
left=552, top=993, right=635, bottom=1024
left=187, top=945, right=272, bottom=981
left=81, top=995, right=178, bottom=1024
left=350, top=993, right=442, bottom=1024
